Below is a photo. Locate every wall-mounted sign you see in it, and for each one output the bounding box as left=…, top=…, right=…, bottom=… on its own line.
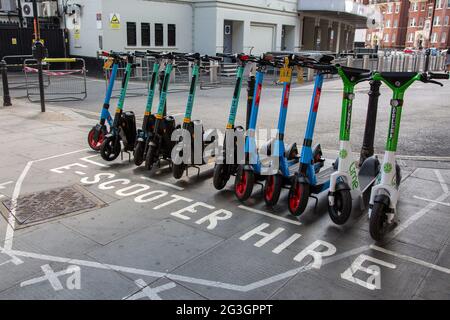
left=96, top=13, right=102, bottom=30
left=11, top=38, right=17, bottom=45
left=110, top=13, right=120, bottom=29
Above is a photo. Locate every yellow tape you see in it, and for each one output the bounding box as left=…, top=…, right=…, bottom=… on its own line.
left=43, top=58, right=77, bottom=63
left=226, top=124, right=233, bottom=129
left=183, top=118, right=191, bottom=123
left=156, top=114, right=163, bottom=119
left=144, top=111, right=151, bottom=116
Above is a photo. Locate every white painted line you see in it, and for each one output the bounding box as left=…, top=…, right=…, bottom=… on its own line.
left=3, top=244, right=370, bottom=293
left=370, top=245, right=450, bottom=275
left=0, top=181, right=13, bottom=189
left=238, top=205, right=302, bottom=226
left=413, top=196, right=450, bottom=207
left=33, top=149, right=90, bottom=163
left=141, top=176, right=184, bottom=191
left=435, top=169, right=449, bottom=194
left=80, top=155, right=109, bottom=168
left=75, top=171, right=86, bottom=176
left=125, top=279, right=176, bottom=300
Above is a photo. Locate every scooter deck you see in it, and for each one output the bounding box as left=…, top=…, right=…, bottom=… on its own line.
left=315, top=166, right=335, bottom=185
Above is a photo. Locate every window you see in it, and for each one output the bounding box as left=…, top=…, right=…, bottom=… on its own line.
left=126, top=22, right=137, bottom=46
left=428, top=7, right=433, bottom=17
left=155, top=23, right=163, bottom=46
left=392, top=33, right=396, bottom=43
left=431, top=32, right=438, bottom=43
left=396, top=4, right=400, bottom=13
left=425, top=21, right=431, bottom=29
left=394, top=19, right=398, bottom=27
left=410, top=18, right=416, bottom=27
left=434, top=16, right=441, bottom=26
left=419, top=17, right=424, bottom=27
left=436, top=0, right=443, bottom=9
left=383, top=33, right=389, bottom=42
left=408, top=33, right=414, bottom=43
left=448, top=0, right=450, bottom=8
left=387, top=3, right=393, bottom=13
left=411, top=2, right=418, bottom=11
left=168, top=24, right=176, bottom=47
left=445, top=16, right=449, bottom=25
left=442, top=32, right=447, bottom=43
left=367, top=33, right=372, bottom=41
left=386, top=19, right=391, bottom=28
left=141, top=23, right=150, bottom=46
left=421, top=2, right=426, bottom=11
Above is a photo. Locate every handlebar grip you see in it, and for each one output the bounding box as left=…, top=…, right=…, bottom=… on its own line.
left=429, top=72, right=449, bottom=80
left=134, top=50, right=147, bottom=58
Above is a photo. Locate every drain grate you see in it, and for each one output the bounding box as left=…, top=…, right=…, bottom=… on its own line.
left=1, top=185, right=104, bottom=228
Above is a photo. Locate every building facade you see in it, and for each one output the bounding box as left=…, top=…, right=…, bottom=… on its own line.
left=63, top=0, right=374, bottom=58
left=366, top=0, right=450, bottom=49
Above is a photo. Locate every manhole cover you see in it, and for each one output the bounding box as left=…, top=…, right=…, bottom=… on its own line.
left=1, top=185, right=104, bottom=228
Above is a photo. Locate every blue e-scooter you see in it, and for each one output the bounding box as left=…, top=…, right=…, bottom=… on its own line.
left=287, top=56, right=338, bottom=216
left=234, top=54, right=285, bottom=201
left=87, top=51, right=124, bottom=151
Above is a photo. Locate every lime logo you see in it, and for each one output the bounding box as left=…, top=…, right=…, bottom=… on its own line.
left=384, top=163, right=393, bottom=174
left=339, top=149, right=348, bottom=159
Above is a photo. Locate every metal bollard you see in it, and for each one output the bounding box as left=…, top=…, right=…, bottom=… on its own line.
left=1, top=60, right=12, bottom=107
left=307, top=67, right=315, bottom=81
left=363, top=55, right=369, bottom=70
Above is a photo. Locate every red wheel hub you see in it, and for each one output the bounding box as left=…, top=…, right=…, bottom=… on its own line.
left=265, top=176, right=275, bottom=200
left=236, top=171, right=248, bottom=197
left=88, top=129, right=105, bottom=150
left=289, top=183, right=303, bottom=211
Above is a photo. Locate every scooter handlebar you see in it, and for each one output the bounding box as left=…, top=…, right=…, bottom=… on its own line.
left=429, top=72, right=449, bottom=80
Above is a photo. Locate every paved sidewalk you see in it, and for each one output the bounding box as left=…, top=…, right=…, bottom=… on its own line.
left=0, top=98, right=449, bottom=300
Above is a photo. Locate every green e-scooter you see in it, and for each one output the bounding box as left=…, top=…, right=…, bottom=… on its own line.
left=368, top=71, right=449, bottom=241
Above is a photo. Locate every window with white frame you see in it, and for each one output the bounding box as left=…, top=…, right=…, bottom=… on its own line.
left=396, top=4, right=400, bottom=13
left=387, top=3, right=393, bottom=13
left=383, top=33, right=389, bottom=42
left=421, top=2, right=426, bottom=11
left=442, top=32, right=447, bottom=43
left=419, top=17, right=424, bottom=27
left=434, top=16, right=441, bottom=26
left=436, top=0, right=443, bottom=9
left=367, top=33, right=372, bottom=41
left=411, top=2, right=418, bottom=11
left=394, top=19, right=398, bottom=27
left=445, top=16, right=449, bottom=25
left=392, top=33, right=396, bottom=43
left=410, top=18, right=416, bottom=27
left=431, top=32, right=438, bottom=43
left=386, top=19, right=391, bottom=28
left=408, top=33, right=414, bottom=42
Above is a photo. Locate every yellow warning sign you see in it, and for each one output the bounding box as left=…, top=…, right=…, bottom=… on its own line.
left=74, top=28, right=80, bottom=40
left=11, top=38, right=17, bottom=45
left=110, top=13, right=121, bottom=29
left=104, top=58, right=113, bottom=70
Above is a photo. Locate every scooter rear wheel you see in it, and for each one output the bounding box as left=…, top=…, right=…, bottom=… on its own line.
left=87, top=127, right=105, bottom=151
left=234, top=167, right=255, bottom=201
left=100, top=136, right=121, bottom=161
left=213, top=164, right=230, bottom=190
left=288, top=180, right=310, bottom=216
left=369, top=196, right=390, bottom=241
left=264, top=175, right=282, bottom=207
left=133, top=141, right=145, bottom=166
left=327, top=182, right=352, bottom=225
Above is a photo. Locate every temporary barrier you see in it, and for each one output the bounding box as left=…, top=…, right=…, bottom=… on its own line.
left=24, top=57, right=87, bottom=103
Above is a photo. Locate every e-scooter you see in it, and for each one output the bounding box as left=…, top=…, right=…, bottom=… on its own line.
left=262, top=55, right=301, bottom=206
left=133, top=51, right=164, bottom=166
left=287, top=57, right=338, bottom=215
left=368, top=71, right=449, bottom=241
left=234, top=54, right=284, bottom=202
left=327, top=66, right=382, bottom=224
left=144, top=52, right=183, bottom=171
left=213, top=53, right=256, bottom=190
left=88, top=51, right=123, bottom=151
left=100, top=53, right=137, bottom=161
left=172, top=53, right=222, bottom=179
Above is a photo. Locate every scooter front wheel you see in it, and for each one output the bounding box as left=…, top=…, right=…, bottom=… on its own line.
left=145, top=144, right=156, bottom=171
left=87, top=127, right=105, bottom=151
left=288, top=180, right=310, bottom=216
left=264, top=174, right=282, bottom=207
left=173, top=163, right=186, bottom=180
left=133, top=141, right=145, bottom=166
left=100, top=136, right=121, bottom=161
left=213, top=164, right=231, bottom=190
left=369, top=195, right=390, bottom=241
left=328, top=182, right=352, bottom=225
left=234, top=167, right=255, bottom=201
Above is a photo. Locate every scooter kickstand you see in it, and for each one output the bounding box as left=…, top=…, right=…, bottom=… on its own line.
left=310, top=195, right=319, bottom=212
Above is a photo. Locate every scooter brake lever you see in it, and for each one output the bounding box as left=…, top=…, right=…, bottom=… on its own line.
left=427, top=79, right=444, bottom=87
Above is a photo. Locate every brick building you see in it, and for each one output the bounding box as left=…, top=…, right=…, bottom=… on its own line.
left=366, top=0, right=450, bottom=49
